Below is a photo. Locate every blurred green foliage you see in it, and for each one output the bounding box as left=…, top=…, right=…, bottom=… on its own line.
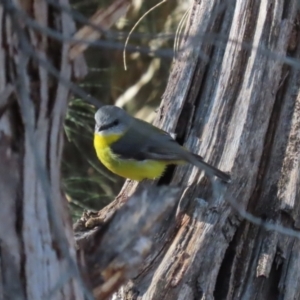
left=63, top=0, right=190, bottom=220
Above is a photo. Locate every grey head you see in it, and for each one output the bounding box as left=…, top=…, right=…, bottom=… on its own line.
left=94, top=105, right=133, bottom=135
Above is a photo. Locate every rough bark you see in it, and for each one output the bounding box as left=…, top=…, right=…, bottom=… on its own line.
left=76, top=0, right=300, bottom=299
left=0, top=0, right=87, bottom=299
left=75, top=185, right=180, bottom=300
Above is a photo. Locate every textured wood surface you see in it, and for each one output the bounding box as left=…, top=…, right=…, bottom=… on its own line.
left=0, top=0, right=87, bottom=299
left=76, top=0, right=300, bottom=299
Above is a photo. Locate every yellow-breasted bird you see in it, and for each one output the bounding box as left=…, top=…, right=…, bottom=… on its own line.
left=94, top=105, right=230, bottom=182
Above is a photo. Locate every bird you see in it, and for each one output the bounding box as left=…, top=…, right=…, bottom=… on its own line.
left=94, top=105, right=230, bottom=183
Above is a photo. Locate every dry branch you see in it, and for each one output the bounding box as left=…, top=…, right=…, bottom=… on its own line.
left=69, top=0, right=130, bottom=60
left=75, top=185, right=180, bottom=300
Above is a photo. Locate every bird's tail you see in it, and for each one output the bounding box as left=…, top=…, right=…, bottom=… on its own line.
left=189, top=153, right=231, bottom=183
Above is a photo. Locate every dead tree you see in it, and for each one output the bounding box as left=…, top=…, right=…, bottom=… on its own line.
left=76, top=0, right=300, bottom=299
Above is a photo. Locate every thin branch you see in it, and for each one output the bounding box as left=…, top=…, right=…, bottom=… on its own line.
left=123, top=0, right=167, bottom=70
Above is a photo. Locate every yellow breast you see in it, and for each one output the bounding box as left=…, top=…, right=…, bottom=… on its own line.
left=93, top=134, right=167, bottom=181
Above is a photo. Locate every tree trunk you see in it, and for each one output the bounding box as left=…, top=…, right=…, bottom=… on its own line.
left=0, top=0, right=87, bottom=299
left=77, top=0, right=300, bottom=299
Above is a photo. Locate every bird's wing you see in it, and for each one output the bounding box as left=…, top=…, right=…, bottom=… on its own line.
left=110, top=119, right=182, bottom=161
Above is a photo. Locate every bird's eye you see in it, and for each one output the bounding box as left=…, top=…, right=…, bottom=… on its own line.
left=113, top=120, right=119, bottom=126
